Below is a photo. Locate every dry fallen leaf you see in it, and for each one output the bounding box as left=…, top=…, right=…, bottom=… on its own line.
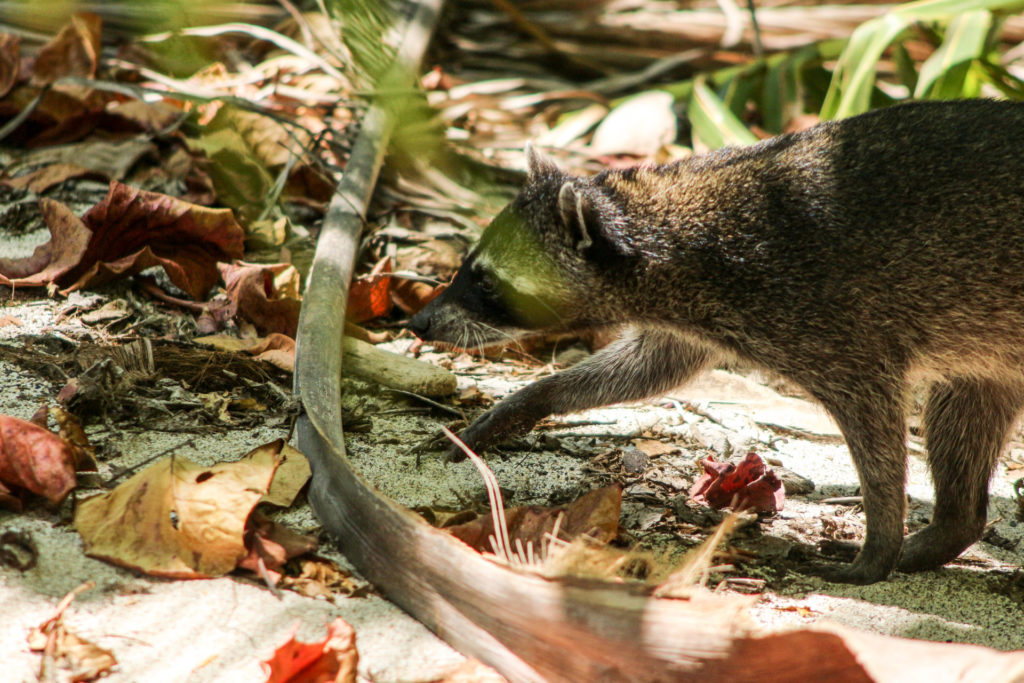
left=0, top=199, right=92, bottom=287
left=239, top=509, right=318, bottom=583
left=446, top=485, right=622, bottom=553
left=219, top=261, right=302, bottom=337
left=262, top=444, right=311, bottom=507
left=29, top=12, right=101, bottom=88
left=347, top=257, right=392, bottom=323
left=68, top=181, right=246, bottom=298
left=0, top=33, right=19, bottom=98
left=690, top=452, right=785, bottom=514
left=262, top=618, right=358, bottom=683
left=27, top=581, right=116, bottom=683
left=631, top=438, right=679, bottom=457
left=0, top=414, right=79, bottom=511
left=74, top=440, right=285, bottom=578
left=279, top=557, right=364, bottom=601
left=0, top=182, right=245, bottom=299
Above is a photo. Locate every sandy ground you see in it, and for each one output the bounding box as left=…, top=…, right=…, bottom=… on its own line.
left=1, top=293, right=1023, bottom=682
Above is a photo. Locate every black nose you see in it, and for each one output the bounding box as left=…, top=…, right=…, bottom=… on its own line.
left=408, top=309, right=431, bottom=338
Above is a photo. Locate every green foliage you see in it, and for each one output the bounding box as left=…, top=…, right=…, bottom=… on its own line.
left=822, top=0, right=1024, bottom=119
left=670, top=1, right=1024, bottom=150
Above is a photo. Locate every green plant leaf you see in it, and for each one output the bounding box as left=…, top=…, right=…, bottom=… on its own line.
left=821, top=0, right=1024, bottom=119
left=915, top=9, right=993, bottom=98
left=689, top=80, right=758, bottom=149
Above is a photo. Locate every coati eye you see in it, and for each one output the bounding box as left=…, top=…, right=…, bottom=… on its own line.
left=479, top=272, right=497, bottom=295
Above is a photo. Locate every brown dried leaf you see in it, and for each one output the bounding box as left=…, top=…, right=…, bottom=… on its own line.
left=262, top=618, right=358, bottom=683
left=0, top=199, right=91, bottom=286
left=0, top=33, right=20, bottom=98
left=2, top=163, right=106, bottom=193
left=262, top=444, right=310, bottom=507
left=238, top=509, right=318, bottom=581
left=30, top=13, right=101, bottom=87
left=0, top=414, right=77, bottom=509
left=72, top=181, right=245, bottom=298
left=0, top=183, right=245, bottom=298
left=279, top=557, right=363, bottom=600
left=74, top=441, right=284, bottom=578
left=219, top=261, right=301, bottom=337
left=447, top=485, right=622, bottom=553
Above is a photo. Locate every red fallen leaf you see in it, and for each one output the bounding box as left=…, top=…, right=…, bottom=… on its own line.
left=238, top=509, right=318, bottom=583
left=0, top=182, right=244, bottom=298
left=262, top=618, right=358, bottom=683
left=69, top=182, right=245, bottom=298
left=0, top=34, right=20, bottom=98
left=219, top=262, right=301, bottom=337
left=0, top=414, right=78, bottom=510
left=447, top=485, right=622, bottom=553
left=0, top=199, right=91, bottom=286
left=347, top=257, right=392, bottom=323
left=690, top=452, right=785, bottom=514
left=391, top=279, right=443, bottom=315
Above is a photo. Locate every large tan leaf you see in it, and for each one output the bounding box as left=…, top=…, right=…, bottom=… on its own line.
left=74, top=441, right=283, bottom=578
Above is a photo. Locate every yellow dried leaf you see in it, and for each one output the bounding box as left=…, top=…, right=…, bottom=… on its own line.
left=74, top=441, right=284, bottom=578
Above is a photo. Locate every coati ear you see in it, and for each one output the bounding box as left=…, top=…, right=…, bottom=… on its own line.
left=525, top=142, right=560, bottom=180
left=557, top=182, right=594, bottom=252
left=557, top=181, right=635, bottom=259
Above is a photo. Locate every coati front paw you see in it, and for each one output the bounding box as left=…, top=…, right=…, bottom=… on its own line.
left=813, top=541, right=899, bottom=585
left=445, top=399, right=546, bottom=462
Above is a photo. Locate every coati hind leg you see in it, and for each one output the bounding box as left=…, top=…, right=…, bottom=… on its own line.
left=809, top=378, right=910, bottom=584
left=899, top=377, right=1024, bottom=572
left=448, top=328, right=716, bottom=460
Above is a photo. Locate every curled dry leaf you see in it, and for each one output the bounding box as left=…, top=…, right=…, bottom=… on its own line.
left=70, top=181, right=245, bottom=298
left=446, top=484, right=622, bottom=553
left=0, top=414, right=78, bottom=510
left=219, top=261, right=302, bottom=337
left=279, top=557, right=364, bottom=601
left=0, top=181, right=245, bottom=299
left=690, top=452, right=786, bottom=514
left=262, top=618, right=358, bottom=683
left=239, top=509, right=318, bottom=583
left=74, top=440, right=285, bottom=578
left=28, top=581, right=116, bottom=683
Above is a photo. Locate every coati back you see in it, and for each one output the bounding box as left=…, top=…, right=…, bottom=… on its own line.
left=409, top=99, right=1024, bottom=584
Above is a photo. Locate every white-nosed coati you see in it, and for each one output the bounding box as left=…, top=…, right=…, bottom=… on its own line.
left=409, top=99, right=1024, bottom=584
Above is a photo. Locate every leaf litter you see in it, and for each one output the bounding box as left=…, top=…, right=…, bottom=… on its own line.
left=2, top=2, right=1024, bottom=680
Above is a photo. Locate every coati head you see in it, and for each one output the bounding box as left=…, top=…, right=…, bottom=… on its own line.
left=408, top=145, right=637, bottom=349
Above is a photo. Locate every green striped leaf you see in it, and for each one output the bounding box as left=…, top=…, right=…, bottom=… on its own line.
left=689, top=80, right=758, bottom=149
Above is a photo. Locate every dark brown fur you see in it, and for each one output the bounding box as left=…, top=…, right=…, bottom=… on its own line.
left=409, top=99, right=1024, bottom=584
